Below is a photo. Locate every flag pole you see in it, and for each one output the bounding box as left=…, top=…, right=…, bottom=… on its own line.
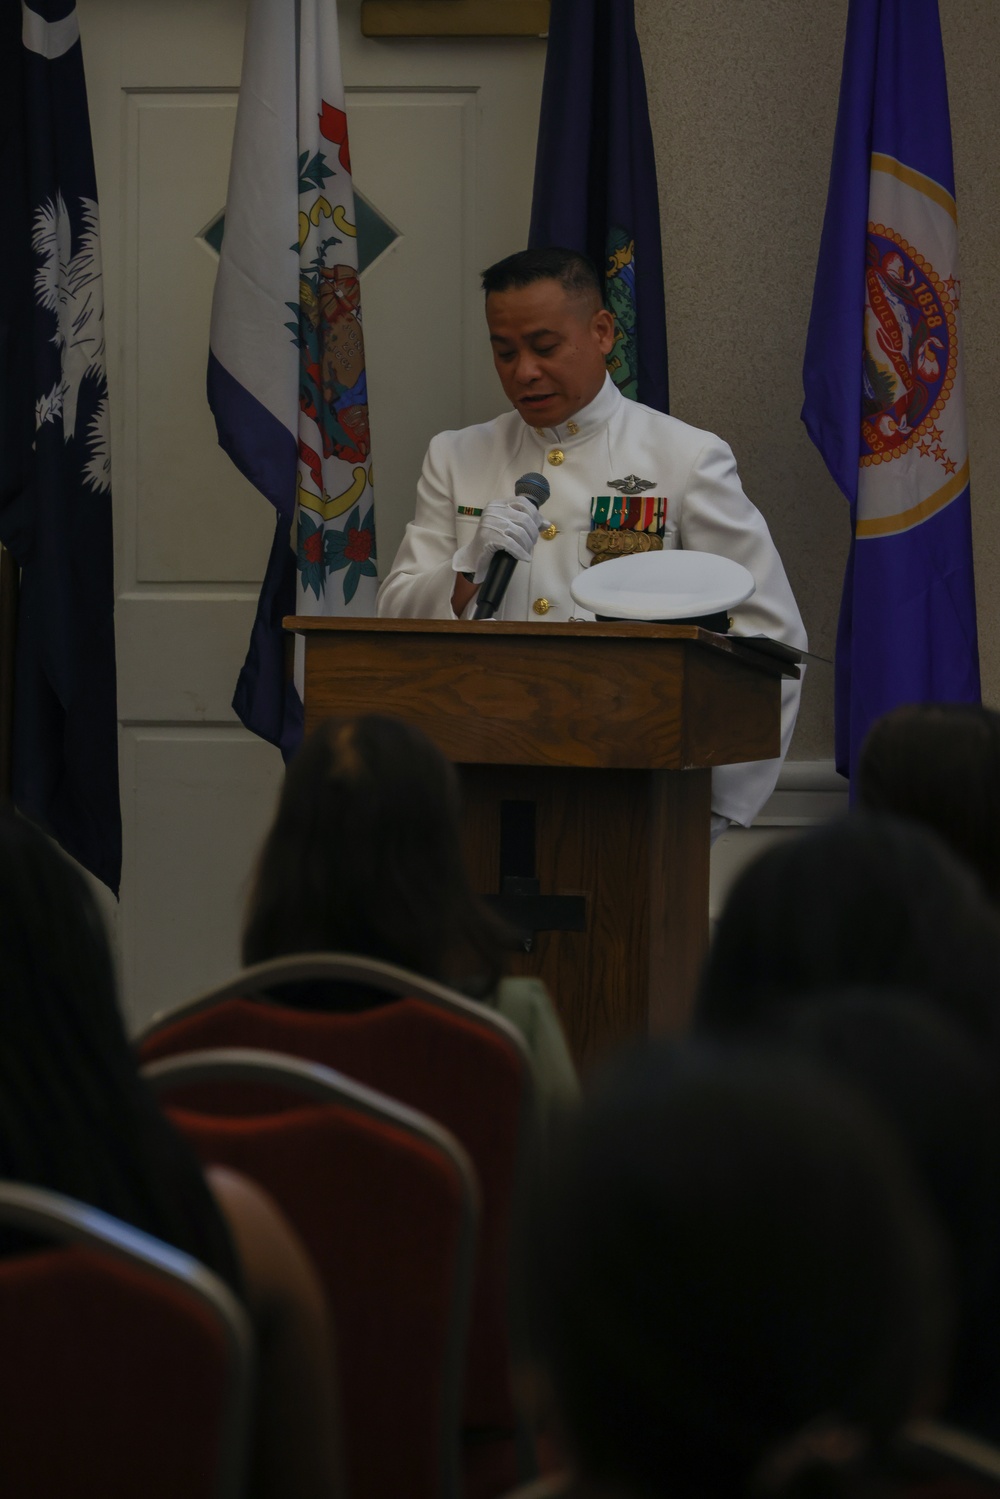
left=0, top=545, right=18, bottom=803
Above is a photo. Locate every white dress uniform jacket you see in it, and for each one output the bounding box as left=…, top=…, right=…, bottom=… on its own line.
left=377, top=375, right=807, bottom=828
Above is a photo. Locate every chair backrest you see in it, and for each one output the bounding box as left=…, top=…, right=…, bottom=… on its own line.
left=143, top=1047, right=478, bottom=1499
left=141, top=950, right=535, bottom=1049
left=896, top=1422, right=1000, bottom=1495
left=138, top=953, right=538, bottom=1472
left=0, top=1181, right=253, bottom=1499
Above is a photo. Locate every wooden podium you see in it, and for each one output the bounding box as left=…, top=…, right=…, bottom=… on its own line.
left=286, top=617, right=793, bottom=1069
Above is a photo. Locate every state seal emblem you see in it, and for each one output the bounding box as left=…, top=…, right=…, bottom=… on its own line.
left=287, top=111, right=377, bottom=606
left=862, top=231, right=956, bottom=463
left=856, top=153, right=968, bottom=538
left=604, top=227, right=638, bottom=400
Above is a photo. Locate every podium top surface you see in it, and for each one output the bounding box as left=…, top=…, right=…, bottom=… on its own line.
left=284, top=615, right=798, bottom=680
left=284, top=615, right=793, bottom=768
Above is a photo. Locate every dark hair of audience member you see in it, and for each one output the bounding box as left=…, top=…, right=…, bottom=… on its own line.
left=697, top=811, right=1000, bottom=1044
left=529, top=1041, right=950, bottom=1499
left=242, top=714, right=508, bottom=990
left=857, top=702, right=1000, bottom=905
left=0, top=813, right=242, bottom=1285
left=771, top=990, right=1000, bottom=1445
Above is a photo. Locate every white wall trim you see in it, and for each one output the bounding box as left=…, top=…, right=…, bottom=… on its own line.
left=756, top=757, right=848, bottom=827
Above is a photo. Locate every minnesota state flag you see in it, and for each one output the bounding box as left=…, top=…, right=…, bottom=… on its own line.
left=208, top=0, right=377, bottom=754
left=802, top=0, right=980, bottom=785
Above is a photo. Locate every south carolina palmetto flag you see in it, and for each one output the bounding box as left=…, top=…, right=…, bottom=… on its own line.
left=208, top=0, right=376, bottom=754
left=0, top=0, right=121, bottom=892
left=802, top=0, right=980, bottom=786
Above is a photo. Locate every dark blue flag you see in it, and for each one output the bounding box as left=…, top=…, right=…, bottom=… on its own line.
left=802, top=0, right=980, bottom=787
left=0, top=0, right=121, bottom=892
left=529, top=0, right=669, bottom=413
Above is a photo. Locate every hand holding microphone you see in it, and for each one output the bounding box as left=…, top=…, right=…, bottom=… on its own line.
left=452, top=496, right=543, bottom=584
left=450, top=472, right=551, bottom=620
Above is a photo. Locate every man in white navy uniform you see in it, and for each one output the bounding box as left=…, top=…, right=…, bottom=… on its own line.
left=377, top=248, right=807, bottom=832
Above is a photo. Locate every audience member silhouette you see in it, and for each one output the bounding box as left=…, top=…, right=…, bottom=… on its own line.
left=527, top=1041, right=950, bottom=1499
left=0, top=813, right=342, bottom=1499
left=771, top=991, right=1000, bottom=1447
left=858, top=703, right=1000, bottom=905
left=243, top=713, right=578, bottom=1105
left=697, top=811, right=1000, bottom=1045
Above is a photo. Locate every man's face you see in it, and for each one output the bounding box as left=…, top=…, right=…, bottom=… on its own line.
left=486, top=279, right=616, bottom=428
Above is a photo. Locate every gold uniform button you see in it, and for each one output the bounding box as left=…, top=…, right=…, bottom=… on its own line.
left=532, top=597, right=551, bottom=615
left=547, top=448, right=565, bottom=466
left=540, top=523, right=558, bottom=540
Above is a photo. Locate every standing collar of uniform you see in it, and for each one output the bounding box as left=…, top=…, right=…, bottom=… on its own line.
left=533, top=372, right=621, bottom=445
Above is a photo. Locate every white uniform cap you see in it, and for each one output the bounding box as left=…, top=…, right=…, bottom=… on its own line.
left=569, top=550, right=756, bottom=621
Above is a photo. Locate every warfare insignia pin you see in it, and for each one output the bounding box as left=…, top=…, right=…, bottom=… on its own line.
left=608, top=474, right=656, bottom=495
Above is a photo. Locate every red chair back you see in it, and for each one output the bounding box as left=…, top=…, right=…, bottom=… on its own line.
left=140, top=978, right=536, bottom=1499
left=144, top=1049, right=477, bottom=1499
left=0, top=1185, right=252, bottom=1499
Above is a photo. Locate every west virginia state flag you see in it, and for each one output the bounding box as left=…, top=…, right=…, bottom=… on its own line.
left=802, top=0, right=980, bottom=785
left=208, top=0, right=376, bottom=754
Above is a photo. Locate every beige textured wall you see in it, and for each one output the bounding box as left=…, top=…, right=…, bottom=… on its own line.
left=635, top=0, right=1000, bottom=761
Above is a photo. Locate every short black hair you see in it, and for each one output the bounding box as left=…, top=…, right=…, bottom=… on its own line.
left=531, top=1040, right=949, bottom=1499
left=481, top=246, right=602, bottom=302
left=858, top=702, right=1000, bottom=905
left=696, top=810, right=1000, bottom=1045
left=771, top=989, right=1000, bottom=1437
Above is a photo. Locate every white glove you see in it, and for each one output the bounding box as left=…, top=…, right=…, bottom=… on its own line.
left=452, top=497, right=543, bottom=585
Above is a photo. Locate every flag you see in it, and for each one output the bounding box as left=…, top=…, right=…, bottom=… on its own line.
left=208, top=0, right=377, bottom=756
left=0, top=0, right=121, bottom=893
left=528, top=0, right=669, bottom=413
left=802, top=0, right=980, bottom=786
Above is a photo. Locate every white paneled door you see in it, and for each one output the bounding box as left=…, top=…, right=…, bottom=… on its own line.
left=80, top=0, right=546, bottom=1028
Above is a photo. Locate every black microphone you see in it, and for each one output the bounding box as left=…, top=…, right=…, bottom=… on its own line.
left=473, top=472, right=551, bottom=620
